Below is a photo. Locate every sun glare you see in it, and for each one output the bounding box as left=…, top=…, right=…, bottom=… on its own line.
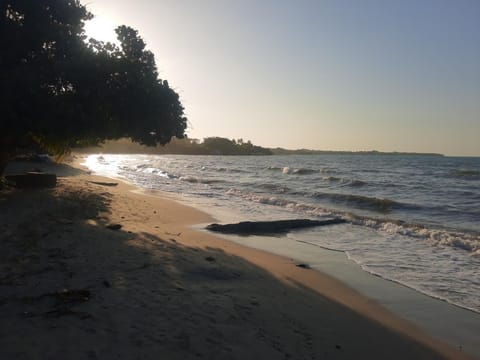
left=84, top=15, right=119, bottom=44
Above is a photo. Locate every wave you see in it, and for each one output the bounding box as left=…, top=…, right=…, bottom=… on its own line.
left=313, top=192, right=409, bottom=213
left=322, top=176, right=367, bottom=187
left=125, top=164, right=175, bottom=179
left=255, top=183, right=291, bottom=193
left=225, top=188, right=406, bottom=218
left=225, top=188, right=332, bottom=217
left=97, top=155, right=107, bottom=164
left=296, top=239, right=480, bottom=313
left=346, top=179, right=367, bottom=187
left=323, top=176, right=341, bottom=182
left=225, top=188, right=480, bottom=254
left=292, top=168, right=318, bottom=175
left=347, top=252, right=480, bottom=314
left=267, top=166, right=318, bottom=175
left=344, top=214, right=480, bottom=254
left=267, top=166, right=283, bottom=171
left=449, top=169, right=480, bottom=179
left=211, top=167, right=249, bottom=174
left=179, top=176, right=225, bottom=184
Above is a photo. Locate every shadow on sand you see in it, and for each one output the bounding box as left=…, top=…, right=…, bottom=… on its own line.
left=3, top=159, right=88, bottom=178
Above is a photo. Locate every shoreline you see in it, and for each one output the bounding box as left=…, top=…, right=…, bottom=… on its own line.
left=190, top=194, right=480, bottom=313
left=88, top=158, right=480, bottom=358
left=67, top=156, right=480, bottom=357
left=0, top=159, right=476, bottom=359
left=147, top=185, right=480, bottom=344
left=205, top=228, right=480, bottom=356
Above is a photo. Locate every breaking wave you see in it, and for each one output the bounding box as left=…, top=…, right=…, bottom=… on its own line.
left=313, top=192, right=410, bottom=213
left=225, top=188, right=332, bottom=217
left=268, top=166, right=318, bottom=175
left=225, top=188, right=480, bottom=254
left=344, top=214, right=480, bottom=254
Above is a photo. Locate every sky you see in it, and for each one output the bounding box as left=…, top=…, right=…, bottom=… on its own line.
left=84, top=0, right=480, bottom=156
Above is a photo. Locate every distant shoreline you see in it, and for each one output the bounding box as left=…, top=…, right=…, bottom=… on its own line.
left=270, top=149, right=444, bottom=156
left=74, top=137, right=445, bottom=157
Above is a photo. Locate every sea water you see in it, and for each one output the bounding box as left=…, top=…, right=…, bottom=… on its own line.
left=83, top=154, right=480, bottom=313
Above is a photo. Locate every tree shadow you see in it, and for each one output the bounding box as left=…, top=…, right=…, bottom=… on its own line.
left=0, top=182, right=451, bottom=360
left=3, top=159, right=88, bottom=178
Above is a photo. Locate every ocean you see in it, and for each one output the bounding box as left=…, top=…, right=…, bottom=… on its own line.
left=83, top=153, right=480, bottom=313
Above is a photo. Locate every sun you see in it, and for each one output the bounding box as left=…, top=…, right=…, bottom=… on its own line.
left=84, top=15, right=119, bottom=44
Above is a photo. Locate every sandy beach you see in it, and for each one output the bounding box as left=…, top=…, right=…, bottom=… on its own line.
left=0, top=160, right=475, bottom=360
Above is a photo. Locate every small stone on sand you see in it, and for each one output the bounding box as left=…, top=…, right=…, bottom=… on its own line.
left=106, top=224, right=122, bottom=230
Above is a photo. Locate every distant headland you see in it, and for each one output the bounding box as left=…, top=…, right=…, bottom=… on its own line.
left=76, top=137, right=444, bottom=157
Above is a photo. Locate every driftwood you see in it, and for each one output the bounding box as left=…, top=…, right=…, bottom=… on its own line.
left=88, top=181, right=118, bottom=187
left=206, top=218, right=346, bottom=236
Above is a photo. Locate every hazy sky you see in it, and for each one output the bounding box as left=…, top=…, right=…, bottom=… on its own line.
left=84, top=0, right=480, bottom=156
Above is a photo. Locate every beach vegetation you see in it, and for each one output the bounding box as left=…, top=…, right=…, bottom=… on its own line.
left=0, top=0, right=187, bottom=174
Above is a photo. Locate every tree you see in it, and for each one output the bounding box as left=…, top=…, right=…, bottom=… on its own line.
left=0, top=0, right=187, bottom=174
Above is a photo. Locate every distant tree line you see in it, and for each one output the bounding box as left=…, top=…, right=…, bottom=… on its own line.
left=77, top=137, right=444, bottom=157
left=78, top=137, right=273, bottom=155
left=270, top=148, right=444, bottom=156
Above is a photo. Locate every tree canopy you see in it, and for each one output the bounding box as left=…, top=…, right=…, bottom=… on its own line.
left=0, top=0, right=187, bottom=171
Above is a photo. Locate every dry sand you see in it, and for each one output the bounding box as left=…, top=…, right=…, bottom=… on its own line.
left=0, top=160, right=475, bottom=359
